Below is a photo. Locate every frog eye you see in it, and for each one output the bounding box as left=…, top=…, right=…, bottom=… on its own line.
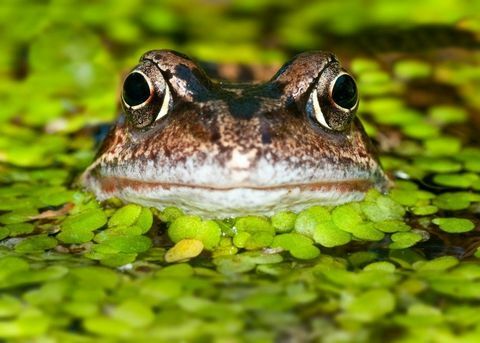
left=121, top=64, right=171, bottom=128
left=308, top=69, right=358, bottom=131
left=123, top=72, right=152, bottom=107
left=331, top=74, right=358, bottom=109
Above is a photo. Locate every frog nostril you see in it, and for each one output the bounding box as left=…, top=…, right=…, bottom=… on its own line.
left=123, top=72, right=152, bottom=107
left=331, top=74, right=357, bottom=109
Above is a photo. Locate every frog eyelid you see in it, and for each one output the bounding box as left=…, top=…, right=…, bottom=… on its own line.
left=311, top=88, right=332, bottom=130
left=308, top=61, right=338, bottom=131
left=144, top=59, right=174, bottom=121
left=155, top=79, right=171, bottom=121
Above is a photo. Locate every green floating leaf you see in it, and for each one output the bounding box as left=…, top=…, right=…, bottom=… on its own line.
left=71, top=267, right=119, bottom=289
left=457, top=148, right=480, bottom=173
left=464, top=159, right=480, bottom=172
left=0, top=308, right=50, bottom=338
left=271, top=211, right=296, bottom=233
left=63, top=301, right=98, bottom=318
left=0, top=208, right=38, bottom=225
left=165, top=239, right=204, bottom=263
left=402, top=122, right=439, bottom=140
left=413, top=256, right=459, bottom=272
left=361, top=196, right=405, bottom=222
left=158, top=207, right=184, bottom=223
left=412, top=205, right=438, bottom=216
left=61, top=208, right=107, bottom=232
left=430, top=280, right=480, bottom=300
left=414, top=157, right=462, bottom=173
left=313, top=220, right=351, bottom=247
left=389, top=232, right=422, bottom=249
left=343, top=289, right=396, bottom=322
left=333, top=200, right=387, bottom=242
left=4, top=223, right=34, bottom=237
left=432, top=217, right=475, bottom=233
left=0, top=227, right=8, bottom=240
left=233, top=231, right=273, bottom=250
left=374, top=220, right=411, bottom=233
left=363, top=261, right=396, bottom=273
left=348, top=251, right=378, bottom=268
left=235, top=216, right=274, bottom=234
left=112, top=300, right=155, bottom=328
left=108, top=204, right=142, bottom=227
left=83, top=316, right=132, bottom=337
left=58, top=208, right=109, bottom=244
left=0, top=257, right=30, bottom=281
left=0, top=266, right=68, bottom=290
left=342, top=221, right=385, bottom=241
left=94, top=225, right=144, bottom=243
left=389, top=189, right=418, bottom=206
left=57, top=226, right=94, bottom=244
left=424, top=137, right=461, bottom=156
left=168, top=216, right=221, bottom=250
left=100, top=253, right=138, bottom=268
left=14, top=234, right=57, bottom=253
left=433, top=173, right=478, bottom=188
left=136, top=207, right=153, bottom=234
left=214, top=255, right=256, bottom=275
left=230, top=216, right=274, bottom=249
left=0, top=295, right=23, bottom=318
left=358, top=70, right=391, bottom=85
left=433, top=192, right=475, bottom=210
left=38, top=187, right=75, bottom=206
left=214, top=252, right=282, bottom=275
left=350, top=58, right=380, bottom=74
left=331, top=203, right=363, bottom=231
left=271, top=233, right=320, bottom=260
left=393, top=59, right=432, bottom=80
left=294, top=206, right=330, bottom=237
left=155, top=263, right=194, bottom=278
left=99, top=235, right=152, bottom=254
left=428, top=105, right=468, bottom=124
left=394, top=304, right=443, bottom=327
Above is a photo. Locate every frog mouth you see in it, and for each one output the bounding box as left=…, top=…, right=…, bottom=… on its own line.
left=93, top=175, right=381, bottom=194
left=83, top=172, right=389, bottom=217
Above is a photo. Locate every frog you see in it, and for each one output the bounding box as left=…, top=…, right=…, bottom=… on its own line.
left=81, top=49, right=390, bottom=218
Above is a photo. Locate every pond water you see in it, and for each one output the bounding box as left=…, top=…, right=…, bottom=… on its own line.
left=1, top=1, right=480, bottom=342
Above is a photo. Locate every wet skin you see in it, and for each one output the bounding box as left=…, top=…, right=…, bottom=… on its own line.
left=82, top=50, right=389, bottom=218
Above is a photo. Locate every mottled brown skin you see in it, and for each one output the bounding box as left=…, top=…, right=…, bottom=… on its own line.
left=82, top=50, right=389, bottom=217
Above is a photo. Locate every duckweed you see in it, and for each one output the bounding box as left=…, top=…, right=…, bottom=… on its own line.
left=424, top=137, right=462, bottom=156
left=432, top=217, right=475, bottom=233
left=165, top=239, right=204, bottom=263
left=168, top=216, right=221, bottom=250
left=271, top=211, right=296, bottom=233
left=2, top=0, right=480, bottom=341
left=294, top=206, right=330, bottom=237
left=271, top=233, right=320, bottom=259
left=433, top=173, right=479, bottom=188
left=429, top=106, right=468, bottom=124
left=313, top=220, right=352, bottom=247
left=389, top=232, right=423, bottom=249
left=393, top=59, right=432, bottom=80
left=14, top=235, right=58, bottom=253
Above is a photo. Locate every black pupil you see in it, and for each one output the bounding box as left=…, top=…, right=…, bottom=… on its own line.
left=123, top=72, right=151, bottom=106
left=332, top=74, right=357, bottom=109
